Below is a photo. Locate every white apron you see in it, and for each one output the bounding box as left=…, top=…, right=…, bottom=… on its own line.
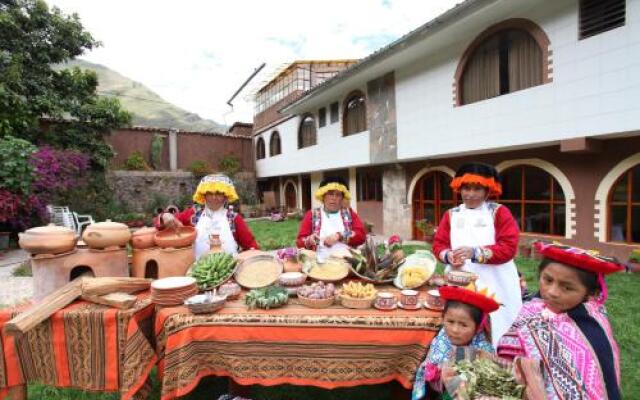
left=316, top=210, right=349, bottom=263
left=448, top=202, right=522, bottom=347
left=194, top=207, right=238, bottom=259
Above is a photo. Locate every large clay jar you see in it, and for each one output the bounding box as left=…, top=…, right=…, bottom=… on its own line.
left=18, top=224, right=77, bottom=255
left=130, top=227, right=157, bottom=249
left=154, top=226, right=197, bottom=248
left=83, top=219, right=132, bottom=249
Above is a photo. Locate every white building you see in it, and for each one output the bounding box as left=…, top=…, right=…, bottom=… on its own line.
left=252, top=0, right=639, bottom=259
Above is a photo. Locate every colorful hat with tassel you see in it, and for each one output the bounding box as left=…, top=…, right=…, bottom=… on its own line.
left=439, top=281, right=500, bottom=313
left=314, top=176, right=351, bottom=201
left=192, top=174, right=239, bottom=205
left=450, top=162, right=502, bottom=196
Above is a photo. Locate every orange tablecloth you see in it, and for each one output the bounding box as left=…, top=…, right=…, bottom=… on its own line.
left=155, top=293, right=443, bottom=400
left=0, top=293, right=156, bottom=400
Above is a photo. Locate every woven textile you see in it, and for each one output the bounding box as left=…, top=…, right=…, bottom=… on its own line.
left=156, top=290, right=442, bottom=400
left=0, top=293, right=156, bottom=400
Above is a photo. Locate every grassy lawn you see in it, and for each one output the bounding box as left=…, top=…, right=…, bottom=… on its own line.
left=14, top=220, right=640, bottom=398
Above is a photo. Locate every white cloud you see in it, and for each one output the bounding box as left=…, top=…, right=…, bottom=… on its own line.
left=47, top=0, right=460, bottom=126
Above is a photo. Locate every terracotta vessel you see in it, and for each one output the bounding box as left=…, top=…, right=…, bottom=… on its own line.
left=154, top=226, right=197, bottom=248
left=18, top=224, right=77, bottom=255
left=130, top=227, right=157, bottom=249
left=83, top=219, right=132, bottom=249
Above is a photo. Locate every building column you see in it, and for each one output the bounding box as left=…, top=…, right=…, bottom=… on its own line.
left=169, top=129, right=178, bottom=171
left=278, top=176, right=284, bottom=207
left=310, top=172, right=323, bottom=208
left=297, top=174, right=303, bottom=211
left=382, top=164, right=412, bottom=239
left=349, top=167, right=357, bottom=212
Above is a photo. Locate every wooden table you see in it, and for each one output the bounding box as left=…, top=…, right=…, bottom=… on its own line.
left=155, top=290, right=443, bottom=400
left=0, top=293, right=156, bottom=400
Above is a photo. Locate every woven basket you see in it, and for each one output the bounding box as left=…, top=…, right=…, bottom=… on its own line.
left=340, top=294, right=375, bottom=309
left=297, top=294, right=335, bottom=309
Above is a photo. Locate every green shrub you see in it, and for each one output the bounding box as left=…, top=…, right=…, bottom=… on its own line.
left=219, top=155, right=240, bottom=177
left=629, top=249, right=640, bottom=263
left=124, top=151, right=150, bottom=171
left=150, top=134, right=165, bottom=170
left=187, top=160, right=211, bottom=176
left=0, top=135, right=37, bottom=194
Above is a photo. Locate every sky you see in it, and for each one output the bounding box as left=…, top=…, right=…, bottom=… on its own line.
left=47, top=0, right=461, bottom=126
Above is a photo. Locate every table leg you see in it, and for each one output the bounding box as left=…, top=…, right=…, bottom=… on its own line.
left=7, top=385, right=27, bottom=400
left=228, top=379, right=252, bottom=397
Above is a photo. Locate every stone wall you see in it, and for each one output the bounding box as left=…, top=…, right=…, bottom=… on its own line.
left=382, top=165, right=412, bottom=238
left=107, top=171, right=257, bottom=213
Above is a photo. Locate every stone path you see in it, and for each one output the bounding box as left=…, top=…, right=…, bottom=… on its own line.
left=0, top=249, right=33, bottom=306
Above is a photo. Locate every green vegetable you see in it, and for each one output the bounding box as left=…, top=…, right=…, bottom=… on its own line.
left=188, top=252, right=237, bottom=289
left=245, top=286, right=288, bottom=309
left=453, top=358, right=524, bottom=399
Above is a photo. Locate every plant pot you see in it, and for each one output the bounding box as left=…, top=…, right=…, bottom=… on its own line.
left=83, top=219, right=132, bottom=249
left=18, top=224, right=77, bottom=254
left=131, top=226, right=157, bottom=249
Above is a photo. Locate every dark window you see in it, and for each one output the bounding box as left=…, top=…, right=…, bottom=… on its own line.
left=298, top=115, right=317, bottom=149
left=499, top=166, right=566, bottom=236
left=461, top=29, right=543, bottom=104
left=318, top=107, right=327, bottom=127
left=343, top=91, right=367, bottom=136
left=412, top=171, right=457, bottom=239
left=608, top=164, right=640, bottom=243
left=356, top=171, right=382, bottom=202
left=256, top=137, right=265, bottom=160
left=579, top=0, right=625, bottom=40
left=330, top=102, right=339, bottom=124
left=269, top=131, right=281, bottom=156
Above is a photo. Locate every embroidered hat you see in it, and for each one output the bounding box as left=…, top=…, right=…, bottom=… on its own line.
left=450, top=162, right=502, bottom=196
left=314, top=176, right=351, bottom=201
left=534, top=241, right=624, bottom=275
left=439, top=282, right=500, bottom=313
left=192, top=174, right=239, bottom=205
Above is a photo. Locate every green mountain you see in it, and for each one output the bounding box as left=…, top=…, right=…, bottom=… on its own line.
left=63, top=59, right=226, bottom=133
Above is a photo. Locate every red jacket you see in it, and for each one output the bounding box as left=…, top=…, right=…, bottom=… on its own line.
left=432, top=204, right=519, bottom=264
left=296, top=207, right=366, bottom=250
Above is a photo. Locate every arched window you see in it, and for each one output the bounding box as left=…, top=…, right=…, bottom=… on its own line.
left=608, top=164, right=640, bottom=243
left=255, top=137, right=265, bottom=160
left=411, top=171, right=457, bottom=239
left=455, top=19, right=550, bottom=105
left=269, top=131, right=281, bottom=156
left=499, top=165, right=565, bottom=235
left=298, top=114, right=317, bottom=149
left=343, top=91, right=367, bottom=136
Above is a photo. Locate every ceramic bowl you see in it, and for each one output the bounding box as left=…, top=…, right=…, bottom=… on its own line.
left=154, top=226, right=197, bottom=248
left=446, top=270, right=478, bottom=286
left=278, top=271, right=307, bottom=287
left=18, top=224, right=77, bottom=255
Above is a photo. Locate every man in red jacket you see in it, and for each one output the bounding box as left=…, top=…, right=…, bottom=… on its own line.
left=296, top=177, right=366, bottom=262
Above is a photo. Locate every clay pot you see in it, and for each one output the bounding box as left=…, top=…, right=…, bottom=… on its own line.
left=18, top=224, right=78, bottom=255
left=154, top=226, right=197, bottom=248
left=131, top=227, right=157, bottom=249
left=283, top=259, right=302, bottom=273
left=82, top=220, right=132, bottom=249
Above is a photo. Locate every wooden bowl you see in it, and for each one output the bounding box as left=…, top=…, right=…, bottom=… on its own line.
left=154, top=226, right=197, bottom=248
left=297, top=294, right=335, bottom=309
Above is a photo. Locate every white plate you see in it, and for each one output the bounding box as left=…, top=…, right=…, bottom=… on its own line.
left=151, top=276, right=196, bottom=290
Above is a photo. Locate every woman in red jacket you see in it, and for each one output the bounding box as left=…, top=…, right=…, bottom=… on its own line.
left=432, top=162, right=521, bottom=347
left=157, top=174, right=258, bottom=259
left=296, top=177, right=366, bottom=262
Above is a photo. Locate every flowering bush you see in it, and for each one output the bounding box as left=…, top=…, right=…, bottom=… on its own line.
left=31, top=146, right=90, bottom=197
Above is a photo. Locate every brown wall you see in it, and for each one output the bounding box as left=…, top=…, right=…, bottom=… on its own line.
left=253, top=91, right=303, bottom=134
left=402, top=135, right=640, bottom=260
left=105, top=127, right=254, bottom=172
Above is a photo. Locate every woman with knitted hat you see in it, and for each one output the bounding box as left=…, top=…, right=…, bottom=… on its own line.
left=498, top=242, right=623, bottom=400
left=157, top=174, right=258, bottom=259
left=296, top=176, right=366, bottom=262
left=432, top=162, right=521, bottom=346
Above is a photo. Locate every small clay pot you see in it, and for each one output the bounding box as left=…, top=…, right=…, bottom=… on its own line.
left=19, top=224, right=77, bottom=255
left=154, top=226, right=197, bottom=248
left=131, top=226, right=157, bottom=249
left=83, top=219, right=132, bottom=249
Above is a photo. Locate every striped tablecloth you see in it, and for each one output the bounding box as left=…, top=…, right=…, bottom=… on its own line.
left=0, top=293, right=156, bottom=400
left=155, top=290, right=443, bottom=400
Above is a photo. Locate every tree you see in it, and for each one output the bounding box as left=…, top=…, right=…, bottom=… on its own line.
left=0, top=0, right=131, bottom=168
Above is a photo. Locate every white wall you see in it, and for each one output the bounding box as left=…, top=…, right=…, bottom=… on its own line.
left=255, top=114, right=370, bottom=178
left=396, top=0, right=640, bottom=160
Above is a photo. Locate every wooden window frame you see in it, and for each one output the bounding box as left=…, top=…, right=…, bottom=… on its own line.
left=607, top=165, right=639, bottom=243
left=342, top=90, right=367, bottom=136
left=411, top=171, right=457, bottom=239
left=256, top=137, right=266, bottom=160
left=269, top=131, right=281, bottom=157
left=330, top=102, right=339, bottom=124
left=499, top=165, right=565, bottom=236
left=298, top=114, right=317, bottom=149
